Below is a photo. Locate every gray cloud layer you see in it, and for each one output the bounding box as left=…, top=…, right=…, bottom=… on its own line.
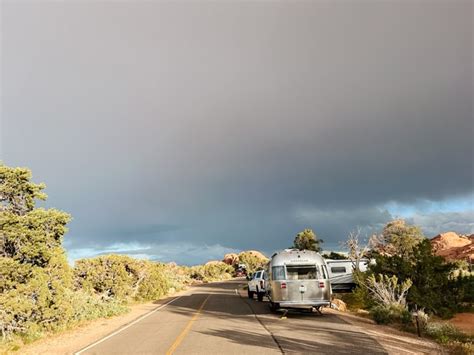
left=2, top=2, right=473, bottom=263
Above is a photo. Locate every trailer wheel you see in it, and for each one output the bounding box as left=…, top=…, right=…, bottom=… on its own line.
left=269, top=302, right=280, bottom=312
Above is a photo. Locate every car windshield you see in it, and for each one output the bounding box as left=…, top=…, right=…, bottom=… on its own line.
left=286, top=265, right=318, bottom=280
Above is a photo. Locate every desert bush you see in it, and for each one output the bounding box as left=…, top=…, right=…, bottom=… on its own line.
left=189, top=261, right=233, bottom=282
left=134, top=262, right=171, bottom=302
left=67, top=289, right=128, bottom=322
left=203, top=262, right=234, bottom=280
left=339, top=288, right=372, bottom=311
left=413, top=308, right=429, bottom=331
left=238, top=251, right=268, bottom=274
left=425, top=322, right=472, bottom=344
left=74, top=255, right=172, bottom=302
left=399, top=308, right=413, bottom=326
left=370, top=305, right=392, bottom=324
left=162, top=263, right=192, bottom=292
left=369, top=304, right=412, bottom=325
left=365, top=274, right=412, bottom=307
left=424, top=322, right=474, bottom=355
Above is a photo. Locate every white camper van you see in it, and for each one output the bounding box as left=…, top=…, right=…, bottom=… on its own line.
left=326, top=259, right=370, bottom=292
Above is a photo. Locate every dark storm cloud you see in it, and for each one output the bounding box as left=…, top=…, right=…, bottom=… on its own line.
left=406, top=210, right=474, bottom=237
left=1, top=1, right=473, bottom=262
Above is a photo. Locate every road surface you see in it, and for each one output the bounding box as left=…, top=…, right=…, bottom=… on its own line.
left=75, top=279, right=388, bottom=354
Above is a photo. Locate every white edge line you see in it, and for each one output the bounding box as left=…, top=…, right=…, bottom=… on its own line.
left=74, top=296, right=182, bottom=355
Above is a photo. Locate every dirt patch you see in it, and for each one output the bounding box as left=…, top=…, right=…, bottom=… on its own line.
left=448, top=313, right=474, bottom=335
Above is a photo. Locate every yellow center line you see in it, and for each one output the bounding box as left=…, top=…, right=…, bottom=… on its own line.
left=165, top=294, right=211, bottom=355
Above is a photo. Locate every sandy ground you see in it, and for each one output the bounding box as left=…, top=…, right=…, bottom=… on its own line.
left=448, top=313, right=474, bottom=335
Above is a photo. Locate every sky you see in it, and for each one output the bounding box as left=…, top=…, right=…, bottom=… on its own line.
left=1, top=1, right=473, bottom=265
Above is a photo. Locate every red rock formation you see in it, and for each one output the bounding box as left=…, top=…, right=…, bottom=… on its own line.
left=222, top=253, right=239, bottom=265
left=430, top=232, right=474, bottom=262
left=239, top=250, right=268, bottom=261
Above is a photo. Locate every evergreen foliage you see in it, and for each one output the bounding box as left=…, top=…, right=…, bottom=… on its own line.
left=293, top=229, right=323, bottom=252
left=237, top=251, right=268, bottom=274
left=370, top=239, right=467, bottom=318
left=0, top=163, right=251, bottom=347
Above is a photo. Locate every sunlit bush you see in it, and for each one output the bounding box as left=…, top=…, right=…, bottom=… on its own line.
left=74, top=255, right=172, bottom=302
left=189, top=261, right=234, bottom=282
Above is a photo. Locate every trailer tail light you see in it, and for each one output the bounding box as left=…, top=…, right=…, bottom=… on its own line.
left=281, top=282, right=287, bottom=289
left=319, top=282, right=325, bottom=288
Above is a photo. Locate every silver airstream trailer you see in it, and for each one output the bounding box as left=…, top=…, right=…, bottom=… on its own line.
left=265, top=249, right=332, bottom=312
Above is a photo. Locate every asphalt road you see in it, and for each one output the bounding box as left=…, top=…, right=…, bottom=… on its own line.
left=76, top=280, right=387, bottom=355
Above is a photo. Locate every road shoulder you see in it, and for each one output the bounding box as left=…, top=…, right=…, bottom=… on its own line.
left=325, top=308, right=443, bottom=354
left=19, top=289, right=190, bottom=355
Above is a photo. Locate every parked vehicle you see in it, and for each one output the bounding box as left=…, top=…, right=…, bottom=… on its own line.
left=326, top=259, right=370, bottom=292
left=247, top=269, right=266, bottom=301
left=235, top=267, right=246, bottom=277
left=265, top=249, right=331, bottom=312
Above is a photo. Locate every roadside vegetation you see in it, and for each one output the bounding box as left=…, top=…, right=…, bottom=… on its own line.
left=0, top=163, right=262, bottom=351
left=337, top=220, right=473, bottom=354
left=293, top=228, right=323, bottom=252
left=2, top=163, right=471, bottom=353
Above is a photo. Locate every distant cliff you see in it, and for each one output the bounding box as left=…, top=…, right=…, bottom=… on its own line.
left=430, top=232, right=474, bottom=262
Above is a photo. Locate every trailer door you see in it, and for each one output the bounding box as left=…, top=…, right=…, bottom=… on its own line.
left=285, top=265, right=320, bottom=301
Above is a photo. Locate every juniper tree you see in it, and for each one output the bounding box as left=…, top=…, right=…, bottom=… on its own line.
left=369, top=219, right=424, bottom=259
left=293, top=229, right=323, bottom=252
left=0, top=163, right=72, bottom=338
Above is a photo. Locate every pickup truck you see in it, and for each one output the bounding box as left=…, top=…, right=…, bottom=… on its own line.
left=247, top=270, right=266, bottom=301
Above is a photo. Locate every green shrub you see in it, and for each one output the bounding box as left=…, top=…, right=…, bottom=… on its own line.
left=238, top=252, right=268, bottom=274
left=424, top=322, right=474, bottom=355
left=399, top=308, right=413, bottom=326
left=370, top=305, right=392, bottom=324
left=74, top=255, right=172, bottom=302
left=369, top=304, right=412, bottom=325
left=0, top=241, right=74, bottom=339
left=68, top=289, right=128, bottom=322
left=412, top=309, right=429, bottom=331
left=340, top=286, right=373, bottom=311
left=425, top=322, right=468, bottom=343
left=370, top=239, right=461, bottom=317
left=162, top=263, right=193, bottom=291
left=188, top=261, right=234, bottom=282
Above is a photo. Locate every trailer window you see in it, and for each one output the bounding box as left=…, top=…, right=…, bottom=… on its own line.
left=272, top=266, right=285, bottom=280
left=331, top=266, right=347, bottom=274
left=286, top=265, right=318, bottom=280
left=322, top=265, right=328, bottom=279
